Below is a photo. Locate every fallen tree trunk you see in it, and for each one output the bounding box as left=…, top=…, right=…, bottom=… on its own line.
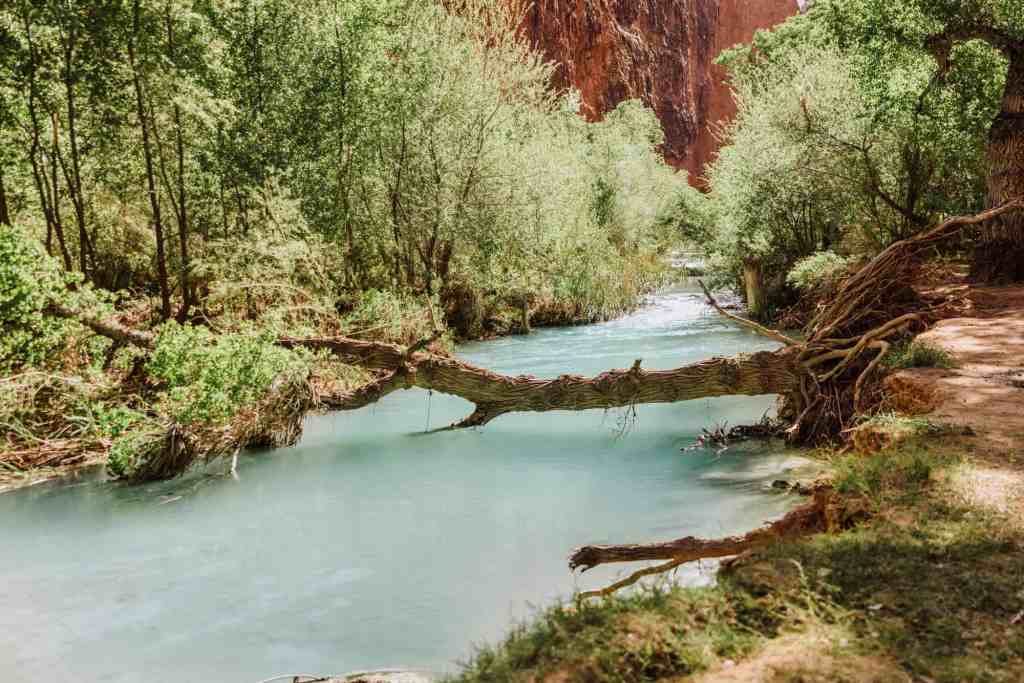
left=282, top=336, right=803, bottom=429
left=43, top=203, right=1021, bottom=472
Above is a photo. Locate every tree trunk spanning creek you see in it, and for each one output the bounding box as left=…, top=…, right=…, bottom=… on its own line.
left=7, top=285, right=811, bottom=681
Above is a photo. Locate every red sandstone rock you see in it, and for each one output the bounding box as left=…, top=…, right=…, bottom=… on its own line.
left=513, top=0, right=799, bottom=183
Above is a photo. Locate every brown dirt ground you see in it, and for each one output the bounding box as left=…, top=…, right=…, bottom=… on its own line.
left=686, top=630, right=910, bottom=683
left=884, top=282, right=1024, bottom=525
left=886, top=285, right=1024, bottom=467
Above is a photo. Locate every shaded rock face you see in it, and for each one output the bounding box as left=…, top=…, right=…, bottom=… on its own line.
left=514, top=0, right=799, bottom=183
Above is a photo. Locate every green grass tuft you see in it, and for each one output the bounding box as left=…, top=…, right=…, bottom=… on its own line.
left=447, top=584, right=779, bottom=683
left=883, top=339, right=959, bottom=370
left=830, top=439, right=959, bottom=502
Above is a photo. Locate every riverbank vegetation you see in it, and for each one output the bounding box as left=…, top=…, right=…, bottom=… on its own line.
left=441, top=2, right=1024, bottom=679
left=451, top=438, right=1024, bottom=682
left=0, top=0, right=690, bottom=482
left=694, top=0, right=1021, bottom=321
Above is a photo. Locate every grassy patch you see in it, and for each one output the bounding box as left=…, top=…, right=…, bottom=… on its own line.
left=450, top=442, right=1024, bottom=682
left=737, top=443, right=1024, bottom=682
left=883, top=339, right=959, bottom=370
left=755, top=504, right=1024, bottom=681
left=449, top=584, right=786, bottom=682
left=829, top=440, right=952, bottom=502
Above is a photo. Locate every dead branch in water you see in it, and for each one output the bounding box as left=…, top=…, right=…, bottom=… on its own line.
left=570, top=488, right=830, bottom=573
left=697, top=280, right=799, bottom=347
left=570, top=488, right=836, bottom=600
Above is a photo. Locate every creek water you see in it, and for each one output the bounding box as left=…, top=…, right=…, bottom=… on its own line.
left=1, top=285, right=814, bottom=682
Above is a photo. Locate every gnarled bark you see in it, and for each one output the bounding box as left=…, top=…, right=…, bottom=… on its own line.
left=974, top=52, right=1024, bottom=282
left=928, top=26, right=1024, bottom=282
left=283, top=336, right=803, bottom=429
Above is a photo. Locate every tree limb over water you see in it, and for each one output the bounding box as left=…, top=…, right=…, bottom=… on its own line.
left=569, top=487, right=834, bottom=600
left=279, top=336, right=802, bottom=430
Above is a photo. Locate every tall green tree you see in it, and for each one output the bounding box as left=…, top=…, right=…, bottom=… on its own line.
left=830, top=0, right=1024, bottom=280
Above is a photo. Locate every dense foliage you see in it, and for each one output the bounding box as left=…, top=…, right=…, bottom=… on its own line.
left=0, top=0, right=686, bottom=478
left=0, top=223, right=70, bottom=373
left=0, top=0, right=682, bottom=336
left=696, top=0, right=1020, bottom=316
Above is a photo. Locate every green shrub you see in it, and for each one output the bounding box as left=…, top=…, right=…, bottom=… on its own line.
left=91, top=404, right=148, bottom=440
left=344, top=289, right=441, bottom=346
left=0, top=224, right=71, bottom=372
left=106, top=427, right=163, bottom=479
left=786, top=251, right=850, bottom=291
left=883, top=339, right=959, bottom=370
left=146, top=323, right=310, bottom=425
left=449, top=584, right=767, bottom=683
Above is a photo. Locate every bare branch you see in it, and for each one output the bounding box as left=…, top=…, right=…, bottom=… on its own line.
left=697, top=280, right=799, bottom=347
left=568, top=488, right=830, bottom=573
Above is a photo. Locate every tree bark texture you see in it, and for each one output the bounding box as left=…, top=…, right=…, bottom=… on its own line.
left=0, top=166, right=10, bottom=226
left=743, top=257, right=764, bottom=319
left=282, top=337, right=802, bottom=429
left=974, top=52, right=1024, bottom=282
left=128, top=0, right=172, bottom=320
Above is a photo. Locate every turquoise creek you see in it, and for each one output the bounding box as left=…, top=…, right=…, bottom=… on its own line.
left=1, top=285, right=812, bottom=681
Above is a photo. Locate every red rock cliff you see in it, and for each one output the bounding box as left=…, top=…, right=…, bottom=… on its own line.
left=514, top=0, right=799, bottom=183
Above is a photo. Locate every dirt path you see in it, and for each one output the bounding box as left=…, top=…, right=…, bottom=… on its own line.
left=687, top=630, right=910, bottom=683
left=887, top=285, right=1024, bottom=466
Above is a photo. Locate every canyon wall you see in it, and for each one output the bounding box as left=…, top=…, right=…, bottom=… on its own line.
left=515, top=0, right=800, bottom=183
